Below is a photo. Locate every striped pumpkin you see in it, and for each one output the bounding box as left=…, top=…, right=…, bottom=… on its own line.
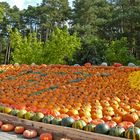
left=125, top=127, right=140, bottom=140
left=109, top=126, right=125, bottom=137
left=84, top=124, right=96, bottom=132
left=42, top=115, right=54, bottom=124
left=72, top=120, right=86, bottom=130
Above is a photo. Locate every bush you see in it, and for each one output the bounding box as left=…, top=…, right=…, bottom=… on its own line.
left=105, top=37, right=137, bottom=65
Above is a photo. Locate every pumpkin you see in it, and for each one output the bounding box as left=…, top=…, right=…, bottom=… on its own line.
left=39, top=133, right=52, bottom=140
left=72, top=120, right=86, bottom=130
left=123, top=112, right=139, bottom=123
left=42, top=115, right=54, bottom=124
left=0, top=105, right=4, bottom=112
left=90, top=119, right=105, bottom=125
left=61, top=117, right=75, bottom=127
left=24, top=112, right=35, bottom=120
left=118, top=121, right=134, bottom=130
left=51, top=117, right=62, bottom=125
left=32, top=112, right=44, bottom=122
left=109, top=126, right=125, bottom=137
left=84, top=124, right=96, bottom=132
left=10, top=109, right=19, bottom=116
left=0, top=121, right=3, bottom=127
left=60, top=138, right=71, bottom=140
left=3, top=107, right=12, bottom=114
left=1, top=124, right=14, bottom=132
left=95, top=123, right=110, bottom=134
left=106, top=121, right=117, bottom=128
left=135, top=120, right=140, bottom=128
left=14, top=126, right=25, bottom=134
left=23, top=129, right=37, bottom=139
left=125, top=127, right=140, bottom=140
left=17, top=109, right=27, bottom=118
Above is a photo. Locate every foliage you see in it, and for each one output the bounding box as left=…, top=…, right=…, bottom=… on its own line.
left=43, top=27, right=81, bottom=64
left=0, top=0, right=140, bottom=65
left=10, top=29, right=43, bottom=64
left=105, top=38, right=136, bottom=65
left=72, top=37, right=107, bottom=65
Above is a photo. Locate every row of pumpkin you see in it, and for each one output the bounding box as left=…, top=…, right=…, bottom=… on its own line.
left=1, top=117, right=140, bottom=140
left=0, top=121, right=54, bottom=140
left=1, top=105, right=140, bottom=139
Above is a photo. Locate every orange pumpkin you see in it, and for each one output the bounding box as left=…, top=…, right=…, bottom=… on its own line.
left=23, top=129, right=37, bottom=139
left=123, top=112, right=139, bottom=123
left=0, top=121, right=3, bottom=127
left=39, top=133, right=52, bottom=140
left=1, top=124, right=14, bottom=132
left=14, top=126, right=25, bottom=134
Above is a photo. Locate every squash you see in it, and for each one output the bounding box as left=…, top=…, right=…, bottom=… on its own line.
left=39, top=133, right=52, bottom=140
left=10, top=109, right=19, bottom=116
left=0, top=121, right=3, bottom=128
left=3, top=107, right=12, bottom=114
left=123, top=112, right=139, bottom=123
left=125, top=127, right=140, bottom=140
left=1, top=124, right=14, bottom=132
left=17, top=109, right=27, bottom=118
left=95, top=123, right=110, bottom=134
left=84, top=124, right=96, bottom=132
left=32, top=112, right=44, bottom=122
left=23, top=129, right=37, bottom=139
left=61, top=117, right=75, bottom=127
left=42, top=115, right=54, bottom=124
left=72, top=120, right=86, bottom=130
left=106, top=121, right=117, bottom=128
left=24, top=112, right=35, bottom=120
left=14, top=126, right=25, bottom=134
left=0, top=105, right=4, bottom=112
left=135, top=119, right=140, bottom=128
left=109, top=126, right=125, bottom=137
left=118, top=121, right=134, bottom=130
left=51, top=117, right=62, bottom=125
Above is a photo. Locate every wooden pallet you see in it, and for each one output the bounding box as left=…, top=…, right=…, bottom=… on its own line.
left=0, top=113, right=127, bottom=140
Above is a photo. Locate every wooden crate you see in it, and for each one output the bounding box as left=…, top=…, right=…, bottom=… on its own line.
left=0, top=113, right=127, bottom=140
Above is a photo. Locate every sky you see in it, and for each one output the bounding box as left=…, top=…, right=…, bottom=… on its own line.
left=0, top=0, right=73, bottom=9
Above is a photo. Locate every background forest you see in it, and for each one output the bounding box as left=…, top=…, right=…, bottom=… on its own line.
left=0, top=0, right=140, bottom=65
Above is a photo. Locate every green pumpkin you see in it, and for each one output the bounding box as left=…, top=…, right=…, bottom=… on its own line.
left=51, top=118, right=62, bottom=125
left=61, top=117, right=75, bottom=127
left=84, top=124, right=96, bottom=132
left=10, top=109, right=19, bottom=116
left=109, top=126, right=125, bottom=137
left=17, top=109, right=27, bottom=118
left=32, top=112, right=44, bottom=122
left=95, top=123, right=110, bottom=134
left=42, top=115, right=54, bottom=124
left=125, top=127, right=140, bottom=140
left=0, top=105, right=4, bottom=112
left=72, top=120, right=86, bottom=130
left=135, top=120, right=140, bottom=128
left=24, top=112, right=35, bottom=120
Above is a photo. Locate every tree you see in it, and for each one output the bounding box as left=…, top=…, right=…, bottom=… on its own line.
left=71, top=0, right=111, bottom=65
left=105, top=37, right=136, bottom=65
left=43, top=27, right=81, bottom=64
left=106, top=0, right=140, bottom=59
left=10, top=29, right=44, bottom=64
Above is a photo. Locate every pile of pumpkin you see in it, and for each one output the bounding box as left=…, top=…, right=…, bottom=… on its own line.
left=0, top=120, right=53, bottom=140
left=0, top=64, right=140, bottom=139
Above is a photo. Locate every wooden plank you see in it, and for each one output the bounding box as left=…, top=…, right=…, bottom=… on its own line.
left=0, top=113, right=127, bottom=140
